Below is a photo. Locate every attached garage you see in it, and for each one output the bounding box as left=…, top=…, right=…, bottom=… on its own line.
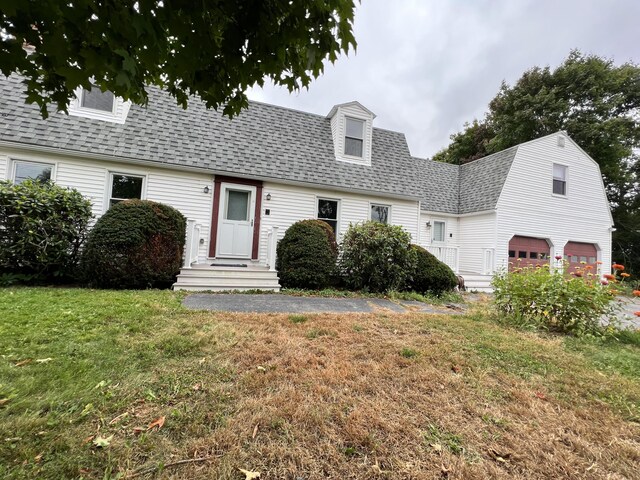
left=508, top=235, right=551, bottom=271
left=564, top=241, right=598, bottom=273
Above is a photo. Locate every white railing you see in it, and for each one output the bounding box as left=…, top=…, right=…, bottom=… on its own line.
left=426, top=245, right=459, bottom=273
left=266, top=226, right=279, bottom=272
left=183, top=219, right=201, bottom=268
left=482, top=248, right=495, bottom=275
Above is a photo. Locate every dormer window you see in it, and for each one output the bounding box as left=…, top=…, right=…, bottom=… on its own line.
left=68, top=85, right=131, bottom=124
left=345, top=117, right=364, bottom=157
left=327, top=101, right=375, bottom=166
left=81, top=86, right=115, bottom=113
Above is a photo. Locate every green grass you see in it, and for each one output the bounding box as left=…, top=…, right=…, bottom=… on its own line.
left=1, top=287, right=638, bottom=479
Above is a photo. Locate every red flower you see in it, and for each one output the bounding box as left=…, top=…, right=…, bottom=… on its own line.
left=596, top=261, right=603, bottom=265
left=572, top=271, right=583, bottom=277
left=554, top=255, right=563, bottom=260
left=620, top=273, right=630, bottom=278
left=612, top=264, right=625, bottom=271
left=633, top=290, right=640, bottom=297
left=603, top=274, right=615, bottom=280
left=601, top=280, right=609, bottom=286
left=634, top=312, right=640, bottom=318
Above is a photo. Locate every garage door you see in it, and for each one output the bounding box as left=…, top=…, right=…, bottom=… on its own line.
left=564, top=242, right=597, bottom=273
left=508, top=236, right=550, bottom=271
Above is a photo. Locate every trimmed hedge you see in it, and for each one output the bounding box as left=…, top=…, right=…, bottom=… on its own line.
left=276, top=219, right=337, bottom=289
left=0, top=179, right=92, bottom=283
left=81, top=200, right=186, bottom=289
left=339, top=221, right=416, bottom=292
left=408, top=245, right=457, bottom=295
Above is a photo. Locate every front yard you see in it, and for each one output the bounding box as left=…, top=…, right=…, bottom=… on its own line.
left=1, top=288, right=639, bottom=479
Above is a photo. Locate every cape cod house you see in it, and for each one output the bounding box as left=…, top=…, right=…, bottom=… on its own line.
left=0, top=76, right=613, bottom=291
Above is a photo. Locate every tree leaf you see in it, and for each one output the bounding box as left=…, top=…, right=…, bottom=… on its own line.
left=92, top=435, right=113, bottom=448
left=147, top=416, right=165, bottom=430
left=238, top=468, right=261, bottom=479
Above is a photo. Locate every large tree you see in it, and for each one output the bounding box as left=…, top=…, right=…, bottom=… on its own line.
left=0, top=0, right=357, bottom=117
left=433, top=51, right=640, bottom=272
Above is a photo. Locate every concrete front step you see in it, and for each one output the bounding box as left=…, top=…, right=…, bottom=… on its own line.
left=173, top=264, right=281, bottom=292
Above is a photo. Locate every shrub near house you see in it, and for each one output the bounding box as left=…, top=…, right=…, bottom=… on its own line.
left=0, top=179, right=92, bottom=284
left=81, top=200, right=186, bottom=289
left=276, top=219, right=338, bottom=289
left=409, top=245, right=458, bottom=295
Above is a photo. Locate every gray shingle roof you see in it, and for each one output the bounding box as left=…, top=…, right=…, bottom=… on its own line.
left=459, top=147, right=518, bottom=213
left=0, top=75, right=517, bottom=214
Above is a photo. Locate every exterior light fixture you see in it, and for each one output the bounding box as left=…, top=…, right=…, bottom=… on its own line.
left=266, top=193, right=272, bottom=201
left=203, top=186, right=210, bottom=194
left=425, top=221, right=431, bottom=227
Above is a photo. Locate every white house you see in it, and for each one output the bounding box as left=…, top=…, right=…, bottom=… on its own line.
left=0, top=76, right=613, bottom=291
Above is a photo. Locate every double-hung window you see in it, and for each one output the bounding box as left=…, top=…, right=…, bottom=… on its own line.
left=109, top=173, right=144, bottom=207
left=432, top=221, right=446, bottom=242
left=553, top=164, right=567, bottom=196
left=13, top=160, right=53, bottom=184
left=344, top=117, right=365, bottom=157
left=370, top=204, right=390, bottom=224
left=317, top=198, right=339, bottom=235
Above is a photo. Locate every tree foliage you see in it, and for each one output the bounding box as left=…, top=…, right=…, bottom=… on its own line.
left=0, top=0, right=357, bottom=118
left=433, top=51, right=640, bottom=272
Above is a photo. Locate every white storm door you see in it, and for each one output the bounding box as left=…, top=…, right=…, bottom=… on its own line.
left=216, top=183, right=256, bottom=258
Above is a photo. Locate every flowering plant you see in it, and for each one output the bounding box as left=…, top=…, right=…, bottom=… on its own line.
left=492, top=262, right=620, bottom=336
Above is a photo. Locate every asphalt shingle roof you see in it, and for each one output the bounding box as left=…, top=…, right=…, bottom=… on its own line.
left=0, top=75, right=517, bottom=214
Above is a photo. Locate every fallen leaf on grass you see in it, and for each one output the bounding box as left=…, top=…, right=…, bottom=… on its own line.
left=92, top=435, right=113, bottom=448
left=451, top=365, right=462, bottom=374
left=108, top=412, right=129, bottom=425
left=430, top=443, right=442, bottom=452
left=132, top=427, right=146, bottom=435
left=147, top=416, right=165, bottom=430
left=488, top=447, right=511, bottom=463
left=14, top=359, right=32, bottom=367
left=192, top=383, right=201, bottom=391
left=81, top=434, right=95, bottom=444
left=35, top=358, right=53, bottom=363
left=252, top=424, right=259, bottom=439
left=0, top=398, right=9, bottom=406
left=534, top=391, right=547, bottom=401
left=34, top=453, right=43, bottom=463
left=238, top=468, right=260, bottom=479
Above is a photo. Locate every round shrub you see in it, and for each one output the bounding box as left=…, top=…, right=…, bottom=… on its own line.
left=276, top=219, right=337, bottom=289
left=0, top=179, right=92, bottom=283
left=408, top=245, right=457, bottom=295
left=81, top=200, right=186, bottom=289
left=339, top=221, right=416, bottom=293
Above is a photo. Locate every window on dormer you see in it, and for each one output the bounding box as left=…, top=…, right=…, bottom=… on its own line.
left=345, top=117, right=364, bottom=157
left=81, top=86, right=115, bottom=112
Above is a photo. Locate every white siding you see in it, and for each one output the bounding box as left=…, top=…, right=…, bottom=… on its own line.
left=418, top=213, right=459, bottom=248
left=258, top=182, right=419, bottom=263
left=0, top=147, right=214, bottom=262
left=0, top=154, right=7, bottom=180
left=496, top=134, right=613, bottom=275
left=328, top=103, right=374, bottom=165
left=458, top=213, right=497, bottom=274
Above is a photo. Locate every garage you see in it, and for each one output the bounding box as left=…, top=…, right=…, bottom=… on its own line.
left=508, top=236, right=551, bottom=271
left=564, top=241, right=598, bottom=273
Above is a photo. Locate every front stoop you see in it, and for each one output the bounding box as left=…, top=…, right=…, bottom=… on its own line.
left=173, top=264, right=281, bottom=292
left=460, top=273, right=493, bottom=293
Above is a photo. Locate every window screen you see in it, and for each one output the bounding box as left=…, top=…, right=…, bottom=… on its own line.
left=553, top=164, right=567, bottom=195
left=344, top=117, right=364, bottom=157
left=432, top=221, right=445, bottom=242
left=318, top=199, right=339, bottom=235
left=371, top=204, right=389, bottom=224
left=82, top=87, right=115, bottom=112
left=14, top=161, right=52, bottom=184
left=110, top=174, right=143, bottom=206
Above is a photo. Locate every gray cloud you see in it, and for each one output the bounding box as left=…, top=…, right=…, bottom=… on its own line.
left=247, top=0, right=640, bottom=158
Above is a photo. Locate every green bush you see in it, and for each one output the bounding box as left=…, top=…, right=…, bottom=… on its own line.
left=492, top=264, right=618, bottom=336
left=409, top=245, right=457, bottom=295
left=0, top=180, right=92, bottom=282
left=276, top=219, right=337, bottom=289
left=339, top=221, right=416, bottom=293
left=81, top=200, right=186, bottom=289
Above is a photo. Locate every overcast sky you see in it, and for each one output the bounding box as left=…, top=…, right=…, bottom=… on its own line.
left=247, top=0, right=640, bottom=159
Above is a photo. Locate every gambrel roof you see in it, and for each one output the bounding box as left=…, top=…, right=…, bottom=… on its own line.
left=0, top=75, right=518, bottom=214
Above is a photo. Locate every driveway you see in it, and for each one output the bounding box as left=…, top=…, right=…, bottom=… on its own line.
left=182, top=293, right=468, bottom=315
left=614, top=296, right=640, bottom=330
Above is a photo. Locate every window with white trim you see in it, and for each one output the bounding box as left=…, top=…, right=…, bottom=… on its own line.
left=317, top=198, right=339, bottom=235
left=13, top=160, right=53, bottom=184
left=109, top=173, right=144, bottom=207
left=344, top=117, right=365, bottom=157
left=81, top=86, right=115, bottom=112
left=370, top=204, right=390, bottom=224
left=553, top=164, right=567, bottom=195
left=432, top=221, right=445, bottom=242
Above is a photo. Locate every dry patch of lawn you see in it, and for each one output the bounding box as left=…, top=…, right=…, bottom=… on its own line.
left=1, top=288, right=639, bottom=479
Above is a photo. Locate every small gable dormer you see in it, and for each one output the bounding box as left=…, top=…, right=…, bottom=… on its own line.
left=327, top=101, right=375, bottom=166
left=68, top=85, right=131, bottom=124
